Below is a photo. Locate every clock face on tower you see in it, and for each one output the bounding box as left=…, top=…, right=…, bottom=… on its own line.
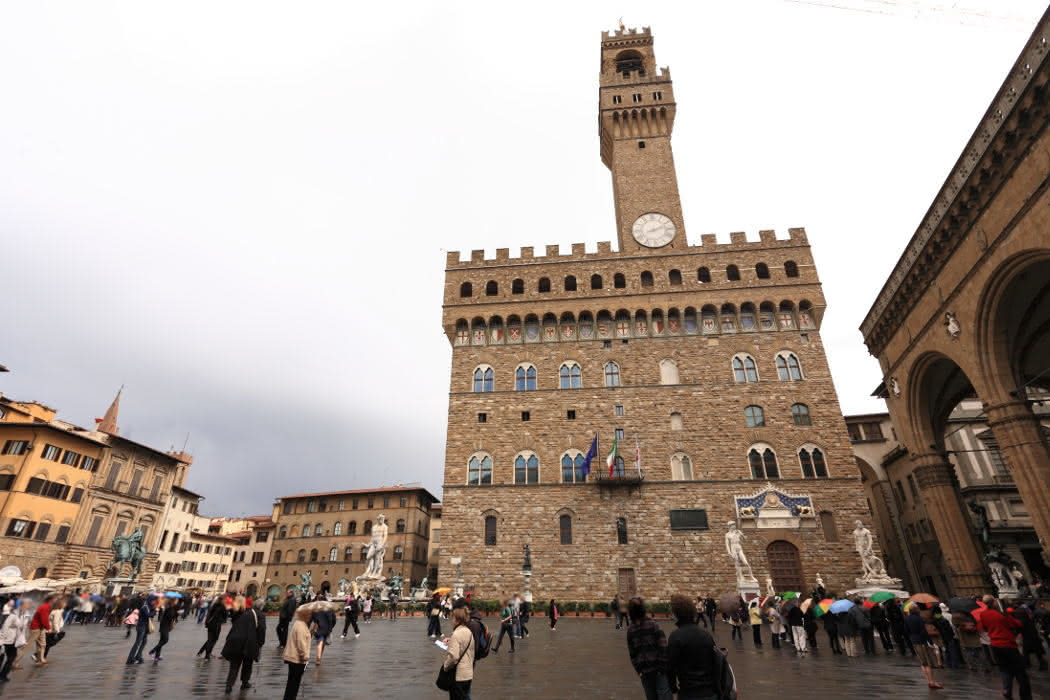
left=632, top=212, right=676, bottom=248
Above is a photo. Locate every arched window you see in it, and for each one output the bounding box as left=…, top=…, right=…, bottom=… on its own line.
left=514, top=453, right=539, bottom=484
left=732, top=354, right=758, bottom=383
left=344, top=545, right=353, bottom=560
left=538, top=277, right=551, bottom=293
left=591, top=273, right=603, bottom=290
left=604, top=362, right=621, bottom=387
left=333, top=522, right=342, bottom=536
left=512, top=278, right=524, bottom=294
left=357, top=545, right=366, bottom=561
left=744, top=405, right=765, bottom=427
left=614, top=273, right=626, bottom=289
left=791, top=403, right=811, bottom=425
left=273, top=550, right=282, bottom=563
left=559, top=514, right=573, bottom=544
left=785, top=260, right=799, bottom=277
left=697, top=267, right=711, bottom=283
left=472, top=365, right=494, bottom=392
left=755, top=263, right=770, bottom=279
left=670, top=412, right=683, bottom=431
left=393, top=545, right=404, bottom=561
left=640, top=271, right=654, bottom=287
left=468, top=453, right=493, bottom=485
left=776, top=352, right=803, bottom=381
left=484, top=516, right=497, bottom=546
left=347, top=521, right=357, bottom=535
left=329, top=546, right=338, bottom=561
left=515, top=364, right=537, bottom=391
left=748, top=446, right=780, bottom=479
left=363, top=520, right=373, bottom=536
left=727, top=265, right=740, bottom=281
left=671, top=453, right=693, bottom=481
left=278, top=526, right=287, bottom=539
left=561, top=451, right=586, bottom=483
left=297, top=549, right=306, bottom=563
left=559, top=362, right=582, bottom=389
left=659, top=359, right=679, bottom=385
left=396, top=519, right=406, bottom=533
left=669, top=269, right=682, bottom=285
left=798, top=445, right=829, bottom=478
left=302, top=524, right=312, bottom=537
left=616, top=517, right=628, bottom=544
left=309, top=549, right=318, bottom=562
left=459, top=282, right=472, bottom=298
left=564, top=275, right=577, bottom=291
left=315, top=522, right=323, bottom=536
left=485, top=280, right=498, bottom=296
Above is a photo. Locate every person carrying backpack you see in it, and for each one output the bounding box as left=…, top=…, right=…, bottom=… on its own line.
left=453, top=599, right=490, bottom=664
left=666, top=594, right=722, bottom=699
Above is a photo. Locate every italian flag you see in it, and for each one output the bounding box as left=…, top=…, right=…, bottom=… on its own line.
left=606, top=437, right=619, bottom=476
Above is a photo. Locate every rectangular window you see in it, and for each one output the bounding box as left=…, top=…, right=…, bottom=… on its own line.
left=521, top=411, right=530, bottom=421
left=0, top=474, right=12, bottom=491
left=1, top=440, right=29, bottom=455
left=81, top=456, right=98, bottom=472
left=41, top=444, right=61, bottom=461
left=26, top=477, right=44, bottom=495
left=603, top=340, right=612, bottom=349
left=251, top=551, right=264, bottom=564
left=352, top=498, right=359, bottom=509
left=319, top=500, right=327, bottom=512
left=383, top=496, right=390, bottom=508
left=652, top=90, right=663, bottom=100
left=34, top=523, right=50, bottom=541
left=85, top=516, right=103, bottom=546
left=149, top=475, right=163, bottom=502
left=283, top=501, right=293, bottom=514
left=104, top=462, right=122, bottom=490
left=71, top=487, right=84, bottom=503
left=895, top=480, right=907, bottom=504
left=567, top=410, right=576, bottom=420
left=615, top=428, right=624, bottom=441
left=204, top=544, right=212, bottom=554
left=367, top=497, right=374, bottom=509
left=127, top=470, right=143, bottom=497
left=861, top=422, right=884, bottom=440
left=55, top=525, right=70, bottom=544
left=632, top=92, right=642, bottom=102
left=61, top=450, right=80, bottom=466
left=669, top=509, right=709, bottom=531
left=612, top=94, right=622, bottom=104
left=5, top=519, right=30, bottom=537
left=847, top=423, right=863, bottom=442
left=400, top=496, right=408, bottom=507
left=478, top=413, right=487, bottom=423
left=615, top=405, right=624, bottom=417
left=907, top=474, right=920, bottom=500
left=256, top=531, right=269, bottom=543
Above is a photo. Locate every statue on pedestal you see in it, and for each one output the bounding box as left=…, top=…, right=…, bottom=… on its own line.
left=765, top=577, right=775, bottom=598
left=109, top=528, right=146, bottom=580
left=852, top=520, right=900, bottom=587
left=358, top=514, right=389, bottom=581
left=725, top=522, right=756, bottom=583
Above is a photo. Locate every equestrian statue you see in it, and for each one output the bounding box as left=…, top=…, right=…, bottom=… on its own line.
left=109, top=528, right=147, bottom=579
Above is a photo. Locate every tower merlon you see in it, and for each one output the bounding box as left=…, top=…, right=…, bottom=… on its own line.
left=601, top=26, right=652, bottom=42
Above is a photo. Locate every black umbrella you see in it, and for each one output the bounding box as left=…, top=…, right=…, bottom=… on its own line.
left=947, top=597, right=978, bottom=613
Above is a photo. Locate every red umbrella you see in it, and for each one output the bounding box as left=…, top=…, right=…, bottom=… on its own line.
left=862, top=600, right=876, bottom=609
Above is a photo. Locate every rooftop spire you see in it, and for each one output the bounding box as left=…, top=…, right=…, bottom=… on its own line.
left=97, top=385, right=122, bottom=435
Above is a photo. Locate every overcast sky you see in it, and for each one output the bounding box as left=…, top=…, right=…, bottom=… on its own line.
left=1, top=1, right=1045, bottom=516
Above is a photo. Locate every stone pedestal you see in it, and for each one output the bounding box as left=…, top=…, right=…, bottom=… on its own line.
left=522, top=570, right=532, bottom=603
left=737, top=578, right=761, bottom=601
left=845, top=585, right=909, bottom=599
left=104, top=576, right=136, bottom=597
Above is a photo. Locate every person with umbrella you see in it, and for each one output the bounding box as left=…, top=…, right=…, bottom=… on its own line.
left=868, top=593, right=894, bottom=652
left=835, top=599, right=859, bottom=657
left=905, top=602, right=945, bottom=690
left=822, top=600, right=842, bottom=655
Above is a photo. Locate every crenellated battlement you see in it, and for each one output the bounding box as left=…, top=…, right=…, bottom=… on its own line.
left=446, top=228, right=810, bottom=269
left=602, top=26, right=652, bottom=42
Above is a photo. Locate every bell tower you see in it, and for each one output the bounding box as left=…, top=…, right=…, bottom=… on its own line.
left=599, top=26, right=685, bottom=254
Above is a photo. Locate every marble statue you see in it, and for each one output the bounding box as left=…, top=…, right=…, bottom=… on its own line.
left=985, top=546, right=1020, bottom=597
left=109, top=528, right=146, bottom=579
left=852, top=520, right=900, bottom=586
left=816, top=573, right=825, bottom=589
left=765, top=577, right=775, bottom=597
left=296, top=571, right=313, bottom=599
left=969, top=501, right=990, bottom=548
left=337, top=577, right=351, bottom=597
left=725, top=522, right=756, bottom=582
left=944, top=311, right=961, bottom=339
left=360, top=514, right=389, bottom=580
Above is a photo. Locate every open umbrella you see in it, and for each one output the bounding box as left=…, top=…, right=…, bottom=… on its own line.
left=868, top=591, right=895, bottom=603
left=779, top=598, right=799, bottom=614
left=908, top=593, right=939, bottom=606
left=800, top=598, right=813, bottom=613
left=781, top=591, right=800, bottom=600
left=862, top=600, right=876, bottom=609
left=165, top=591, right=183, bottom=599
left=948, top=597, right=978, bottom=614
left=297, top=600, right=341, bottom=614
left=719, top=592, right=743, bottom=615
left=433, top=587, right=452, bottom=595
left=829, top=599, right=855, bottom=614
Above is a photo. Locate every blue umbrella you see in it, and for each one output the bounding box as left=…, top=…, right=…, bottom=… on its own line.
left=164, top=591, right=183, bottom=599
left=829, top=599, right=854, bottom=614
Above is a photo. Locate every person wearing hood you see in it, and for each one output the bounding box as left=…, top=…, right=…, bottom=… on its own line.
left=125, top=594, right=157, bottom=665
left=221, top=596, right=266, bottom=694
left=276, top=591, right=297, bottom=647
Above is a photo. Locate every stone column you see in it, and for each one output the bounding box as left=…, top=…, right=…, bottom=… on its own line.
left=875, top=479, right=921, bottom=590
left=985, top=399, right=1050, bottom=564
left=911, top=453, right=985, bottom=596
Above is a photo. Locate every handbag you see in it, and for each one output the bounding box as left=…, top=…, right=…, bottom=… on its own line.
left=436, top=632, right=472, bottom=691
left=148, top=618, right=156, bottom=634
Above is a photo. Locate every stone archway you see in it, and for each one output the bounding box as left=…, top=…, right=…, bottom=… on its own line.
left=245, top=583, right=258, bottom=598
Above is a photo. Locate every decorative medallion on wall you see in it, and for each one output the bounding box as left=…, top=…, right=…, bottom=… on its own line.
left=734, top=483, right=816, bottom=530
left=944, top=311, right=961, bottom=340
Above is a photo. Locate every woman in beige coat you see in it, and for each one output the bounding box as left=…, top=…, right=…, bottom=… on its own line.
left=282, top=607, right=312, bottom=700
left=441, top=607, right=474, bottom=700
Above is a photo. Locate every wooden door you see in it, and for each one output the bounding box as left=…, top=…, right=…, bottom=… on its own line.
left=618, top=567, right=637, bottom=597
left=767, top=540, right=804, bottom=592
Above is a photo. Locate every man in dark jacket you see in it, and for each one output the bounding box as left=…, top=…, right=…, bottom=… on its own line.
left=221, top=598, right=266, bottom=694
left=276, top=592, right=296, bottom=647
left=626, top=597, right=671, bottom=700
left=666, top=594, right=719, bottom=699
left=197, top=597, right=228, bottom=660
left=786, top=603, right=807, bottom=654
left=704, top=598, right=717, bottom=632
left=342, top=595, right=360, bottom=639
left=886, top=598, right=915, bottom=656
left=870, top=602, right=893, bottom=652
left=823, top=610, right=842, bottom=654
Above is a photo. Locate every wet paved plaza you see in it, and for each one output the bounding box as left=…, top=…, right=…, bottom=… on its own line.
left=0, top=615, right=1048, bottom=699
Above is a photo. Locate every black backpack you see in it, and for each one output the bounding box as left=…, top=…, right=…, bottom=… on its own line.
left=711, top=646, right=737, bottom=700
left=468, top=618, right=492, bottom=660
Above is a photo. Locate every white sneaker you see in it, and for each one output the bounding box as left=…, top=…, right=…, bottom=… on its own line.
left=355, top=633, right=360, bottom=638
left=341, top=635, right=346, bottom=639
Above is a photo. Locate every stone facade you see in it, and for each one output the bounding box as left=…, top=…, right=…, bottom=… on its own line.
left=264, top=486, right=437, bottom=598
left=438, top=27, right=873, bottom=603
left=860, top=8, right=1050, bottom=595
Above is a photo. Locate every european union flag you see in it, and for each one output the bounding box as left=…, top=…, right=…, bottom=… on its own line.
left=580, top=434, right=598, bottom=476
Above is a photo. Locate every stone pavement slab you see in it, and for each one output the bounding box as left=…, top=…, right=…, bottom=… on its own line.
left=0, top=615, right=1047, bottom=699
